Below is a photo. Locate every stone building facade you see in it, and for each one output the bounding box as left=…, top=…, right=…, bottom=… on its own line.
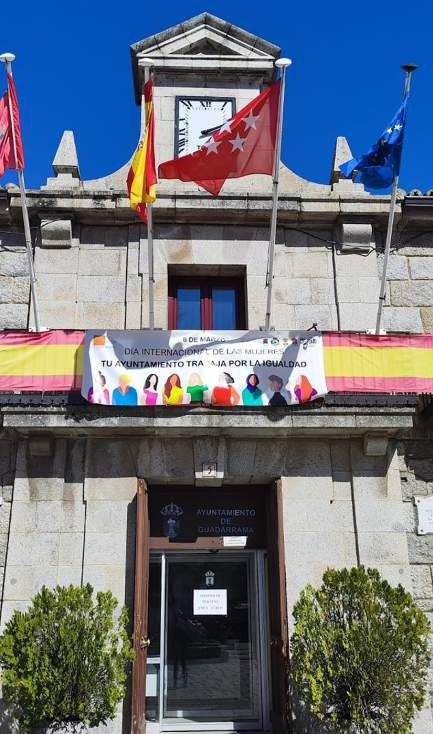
left=0, top=12, right=433, bottom=734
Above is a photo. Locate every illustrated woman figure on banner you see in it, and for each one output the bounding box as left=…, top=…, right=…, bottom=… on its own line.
left=288, top=374, right=318, bottom=403
left=112, top=374, right=138, bottom=406
left=268, top=374, right=288, bottom=406
left=186, top=373, right=209, bottom=404
left=242, top=373, right=263, bottom=406
left=141, top=373, right=159, bottom=406
left=87, top=371, right=110, bottom=405
left=211, top=372, right=240, bottom=406
left=163, top=374, right=184, bottom=405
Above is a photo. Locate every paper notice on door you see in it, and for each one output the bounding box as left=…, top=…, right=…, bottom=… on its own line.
left=223, top=536, right=247, bottom=547
left=193, top=588, right=227, bottom=616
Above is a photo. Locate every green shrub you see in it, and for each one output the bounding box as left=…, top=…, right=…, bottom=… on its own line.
left=0, top=584, right=135, bottom=732
left=290, top=566, right=431, bottom=734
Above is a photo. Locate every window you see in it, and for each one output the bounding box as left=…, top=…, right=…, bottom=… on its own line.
left=168, top=276, right=246, bottom=330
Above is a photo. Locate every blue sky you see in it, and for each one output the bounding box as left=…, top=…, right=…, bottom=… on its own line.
left=1, top=0, right=432, bottom=193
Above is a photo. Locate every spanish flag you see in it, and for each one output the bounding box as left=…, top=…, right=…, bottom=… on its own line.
left=127, top=76, right=157, bottom=223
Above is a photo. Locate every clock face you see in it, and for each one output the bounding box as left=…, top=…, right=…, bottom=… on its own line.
left=175, top=97, right=235, bottom=157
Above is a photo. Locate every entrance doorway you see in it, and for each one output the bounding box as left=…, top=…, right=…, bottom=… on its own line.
left=131, top=482, right=288, bottom=734
left=145, top=551, right=269, bottom=732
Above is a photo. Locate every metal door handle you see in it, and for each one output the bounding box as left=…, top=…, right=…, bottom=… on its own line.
left=140, top=636, right=151, bottom=649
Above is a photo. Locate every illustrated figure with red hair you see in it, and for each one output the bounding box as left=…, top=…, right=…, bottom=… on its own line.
left=288, top=374, right=318, bottom=403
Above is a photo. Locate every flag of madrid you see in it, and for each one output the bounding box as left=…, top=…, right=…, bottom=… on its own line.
left=158, top=80, right=280, bottom=196
left=0, top=74, right=24, bottom=177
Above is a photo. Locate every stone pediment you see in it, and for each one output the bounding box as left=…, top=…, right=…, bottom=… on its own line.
left=178, top=38, right=242, bottom=56
left=131, top=12, right=280, bottom=102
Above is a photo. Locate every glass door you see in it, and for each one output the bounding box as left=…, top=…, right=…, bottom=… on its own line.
left=145, top=551, right=267, bottom=732
left=145, top=557, right=163, bottom=724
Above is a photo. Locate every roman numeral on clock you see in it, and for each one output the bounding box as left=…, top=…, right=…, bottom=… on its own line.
left=176, top=97, right=235, bottom=157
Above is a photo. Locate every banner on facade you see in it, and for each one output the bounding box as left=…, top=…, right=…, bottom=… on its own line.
left=81, top=330, right=327, bottom=407
left=3, top=329, right=433, bottom=396
left=323, top=332, right=433, bottom=393
left=0, top=330, right=84, bottom=391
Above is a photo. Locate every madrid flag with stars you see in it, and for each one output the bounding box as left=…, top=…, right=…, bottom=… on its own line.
left=158, top=81, right=280, bottom=195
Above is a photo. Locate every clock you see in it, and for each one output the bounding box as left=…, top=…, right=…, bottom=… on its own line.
left=175, top=96, right=236, bottom=157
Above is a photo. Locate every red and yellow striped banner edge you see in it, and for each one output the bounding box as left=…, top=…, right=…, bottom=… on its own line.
left=323, top=332, right=433, bottom=393
left=0, top=331, right=84, bottom=391
left=0, top=330, right=433, bottom=394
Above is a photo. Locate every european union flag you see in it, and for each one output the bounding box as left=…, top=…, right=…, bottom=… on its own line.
left=339, top=99, right=407, bottom=189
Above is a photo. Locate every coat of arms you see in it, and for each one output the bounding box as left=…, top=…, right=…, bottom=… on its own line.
left=160, top=502, right=184, bottom=539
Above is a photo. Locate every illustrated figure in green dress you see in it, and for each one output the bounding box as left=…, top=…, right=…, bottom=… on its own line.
left=186, top=372, right=209, bottom=403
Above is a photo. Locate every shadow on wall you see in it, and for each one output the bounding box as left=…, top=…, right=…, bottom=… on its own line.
left=0, top=700, right=19, bottom=734
left=0, top=697, right=131, bottom=733
left=289, top=682, right=334, bottom=734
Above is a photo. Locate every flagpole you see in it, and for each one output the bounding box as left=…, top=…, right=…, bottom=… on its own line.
left=141, top=58, right=155, bottom=330
left=0, top=52, right=40, bottom=332
left=264, top=58, right=292, bottom=331
left=375, top=63, right=417, bottom=335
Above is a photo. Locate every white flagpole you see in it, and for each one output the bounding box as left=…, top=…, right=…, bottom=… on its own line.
left=264, top=57, right=292, bottom=331
left=375, top=63, right=417, bottom=335
left=0, top=52, right=40, bottom=332
left=140, top=58, right=155, bottom=330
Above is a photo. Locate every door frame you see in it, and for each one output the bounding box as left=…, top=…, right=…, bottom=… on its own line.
left=132, top=479, right=151, bottom=734
left=149, top=549, right=268, bottom=733
left=266, top=480, right=289, bottom=734
left=131, top=480, right=288, bottom=734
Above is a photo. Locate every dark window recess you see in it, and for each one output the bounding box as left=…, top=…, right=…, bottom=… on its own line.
left=168, top=276, right=246, bottom=329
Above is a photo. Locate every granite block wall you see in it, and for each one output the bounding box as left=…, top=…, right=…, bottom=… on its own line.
left=0, top=232, right=30, bottom=329
left=284, top=438, right=433, bottom=733
left=0, top=436, right=136, bottom=734
left=22, top=222, right=381, bottom=331
left=379, top=235, right=433, bottom=332
left=2, top=218, right=433, bottom=333
left=0, top=434, right=431, bottom=731
left=398, top=442, right=433, bottom=717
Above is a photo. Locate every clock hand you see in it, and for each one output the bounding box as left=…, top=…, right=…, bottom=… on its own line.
left=200, top=123, right=224, bottom=137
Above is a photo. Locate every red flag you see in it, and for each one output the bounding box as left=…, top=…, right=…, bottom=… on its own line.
left=158, top=81, right=280, bottom=196
left=0, top=73, right=24, bottom=177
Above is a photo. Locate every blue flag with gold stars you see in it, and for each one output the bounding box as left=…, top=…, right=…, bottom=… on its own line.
left=340, top=99, right=407, bottom=188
